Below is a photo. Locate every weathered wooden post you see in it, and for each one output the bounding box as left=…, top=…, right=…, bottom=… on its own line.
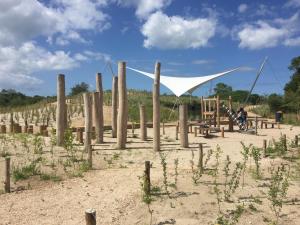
left=221, top=127, right=224, bottom=138
left=131, top=121, right=135, bottom=135
left=263, top=139, right=267, bottom=157
left=198, top=144, right=204, bottom=174
left=175, top=124, right=179, bottom=140
left=85, top=209, right=96, bottom=225
left=144, top=161, right=151, bottom=195
left=283, top=134, right=287, bottom=152
left=84, top=93, right=92, bottom=153
left=255, top=116, right=258, bottom=135
left=153, top=62, right=161, bottom=151
left=216, top=95, right=220, bottom=128
left=228, top=96, right=234, bottom=132
left=140, top=104, right=147, bottom=141
left=162, top=122, right=165, bottom=135
left=4, top=157, right=10, bottom=193
left=179, top=104, right=189, bottom=148
left=95, top=73, right=104, bottom=143
left=117, top=62, right=128, bottom=149
left=76, top=128, right=84, bottom=144
left=92, top=92, right=102, bottom=144
left=194, top=127, right=197, bottom=137
left=56, top=74, right=66, bottom=146
left=111, top=76, right=118, bottom=138
left=295, top=135, right=298, bottom=147
left=9, top=113, right=13, bottom=133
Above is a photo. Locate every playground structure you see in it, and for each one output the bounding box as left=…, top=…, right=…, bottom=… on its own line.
left=0, top=61, right=282, bottom=154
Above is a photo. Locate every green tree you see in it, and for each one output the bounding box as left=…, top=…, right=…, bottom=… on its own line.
left=213, top=83, right=232, bottom=98
left=268, top=94, right=284, bottom=112
left=284, top=56, right=300, bottom=112
left=70, top=82, right=89, bottom=96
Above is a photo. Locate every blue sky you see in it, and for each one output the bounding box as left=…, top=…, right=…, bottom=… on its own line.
left=0, top=0, right=300, bottom=97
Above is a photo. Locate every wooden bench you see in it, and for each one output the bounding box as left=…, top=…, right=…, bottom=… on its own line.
left=261, top=121, right=280, bottom=129
left=194, top=126, right=220, bottom=137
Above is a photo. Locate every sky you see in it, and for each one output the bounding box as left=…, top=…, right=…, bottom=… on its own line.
left=0, top=0, right=300, bottom=97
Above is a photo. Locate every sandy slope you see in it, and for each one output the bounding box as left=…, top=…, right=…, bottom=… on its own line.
left=1, top=124, right=300, bottom=225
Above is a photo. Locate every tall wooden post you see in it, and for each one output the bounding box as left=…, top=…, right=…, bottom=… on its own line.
left=84, top=93, right=92, bottom=153
left=57, top=74, right=66, bottom=146
left=4, top=157, right=10, bottom=193
left=117, top=62, right=128, bottom=149
left=216, top=95, right=220, bottom=128
left=9, top=113, right=13, bottom=133
left=95, top=73, right=104, bottom=143
left=295, top=135, right=298, bottom=147
left=140, top=104, right=147, bottom=141
left=111, top=76, right=118, bottom=138
left=144, top=161, right=151, bottom=195
left=92, top=92, right=102, bottom=144
left=198, top=144, right=203, bottom=174
left=85, top=209, right=96, bottom=225
left=228, top=96, right=234, bottom=132
left=200, top=96, right=204, bottom=120
left=179, top=104, right=189, bottom=148
left=153, top=62, right=161, bottom=151
left=263, top=139, right=267, bottom=157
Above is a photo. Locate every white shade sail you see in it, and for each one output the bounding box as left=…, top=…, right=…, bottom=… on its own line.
left=127, top=66, right=240, bottom=97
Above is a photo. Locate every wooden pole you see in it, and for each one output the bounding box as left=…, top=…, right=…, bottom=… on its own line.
left=85, top=209, right=96, bottom=225
left=221, top=127, right=224, bottom=138
left=162, top=122, right=165, bottom=135
left=228, top=96, right=233, bottom=132
left=175, top=124, right=179, bottom=140
left=144, top=161, right=151, bottom=195
left=263, top=139, right=267, bottom=157
left=95, top=73, right=104, bottom=143
left=194, top=127, right=197, bottom=137
left=4, top=157, right=10, bottom=193
left=283, top=134, right=287, bottom=152
left=9, top=113, right=13, bottom=133
left=56, top=74, right=66, bottom=146
left=76, top=128, right=83, bottom=144
left=92, top=92, right=102, bottom=144
left=198, top=144, right=203, bottom=174
left=84, top=93, right=92, bottom=153
left=140, top=104, right=147, bottom=141
left=111, top=76, right=118, bottom=138
left=255, top=116, right=258, bottom=135
left=200, top=96, right=204, bottom=120
left=117, top=62, right=128, bottom=149
left=179, top=104, right=189, bottom=148
left=153, top=62, right=161, bottom=151
left=216, top=95, right=220, bottom=128
left=295, top=135, right=298, bottom=147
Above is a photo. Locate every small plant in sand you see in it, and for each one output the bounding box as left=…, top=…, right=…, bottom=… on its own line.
left=268, top=164, right=290, bottom=224
left=64, top=128, right=78, bottom=163
left=159, top=152, right=169, bottom=195
left=174, top=158, right=179, bottom=188
left=212, top=145, right=222, bottom=213
left=251, top=146, right=262, bottom=179
left=224, top=162, right=243, bottom=202
left=216, top=204, right=245, bottom=225
left=33, top=134, right=43, bottom=154
left=240, top=142, right=252, bottom=187
left=190, top=149, right=202, bottom=184
left=204, top=148, right=213, bottom=169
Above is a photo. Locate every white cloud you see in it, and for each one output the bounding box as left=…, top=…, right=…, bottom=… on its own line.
left=238, top=4, right=248, bottom=13
left=236, top=12, right=300, bottom=49
left=285, top=0, right=300, bottom=8
left=284, top=37, right=300, bottom=46
left=0, top=0, right=111, bottom=46
left=0, top=42, right=111, bottom=90
left=141, top=11, right=217, bottom=49
left=237, top=21, right=287, bottom=49
left=117, top=0, right=172, bottom=19
left=192, top=60, right=214, bottom=65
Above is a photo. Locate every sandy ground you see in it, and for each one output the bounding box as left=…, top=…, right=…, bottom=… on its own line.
left=1, top=123, right=300, bottom=225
